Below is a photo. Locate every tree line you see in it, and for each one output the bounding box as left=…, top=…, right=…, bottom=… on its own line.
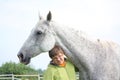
left=0, top=61, right=44, bottom=75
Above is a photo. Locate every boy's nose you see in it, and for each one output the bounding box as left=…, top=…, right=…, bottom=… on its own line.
left=56, top=57, right=61, bottom=61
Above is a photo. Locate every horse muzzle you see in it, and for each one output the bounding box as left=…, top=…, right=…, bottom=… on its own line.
left=17, top=52, right=31, bottom=65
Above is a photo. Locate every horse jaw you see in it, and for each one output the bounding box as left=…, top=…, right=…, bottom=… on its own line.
left=17, top=40, right=55, bottom=65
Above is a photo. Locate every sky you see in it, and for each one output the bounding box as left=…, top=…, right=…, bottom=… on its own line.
left=0, top=0, right=120, bottom=70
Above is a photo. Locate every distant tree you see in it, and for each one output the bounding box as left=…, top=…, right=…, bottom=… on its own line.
left=37, top=69, right=44, bottom=74
left=0, top=61, right=38, bottom=74
left=0, top=62, right=46, bottom=79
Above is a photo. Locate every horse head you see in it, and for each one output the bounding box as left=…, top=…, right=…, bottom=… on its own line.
left=17, top=11, right=56, bottom=64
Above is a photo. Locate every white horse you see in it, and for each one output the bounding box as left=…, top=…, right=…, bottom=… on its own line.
left=18, top=11, right=120, bottom=80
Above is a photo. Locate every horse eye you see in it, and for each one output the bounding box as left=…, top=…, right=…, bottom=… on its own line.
left=36, top=31, right=42, bottom=35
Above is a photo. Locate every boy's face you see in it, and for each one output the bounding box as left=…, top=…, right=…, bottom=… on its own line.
left=52, top=52, right=65, bottom=65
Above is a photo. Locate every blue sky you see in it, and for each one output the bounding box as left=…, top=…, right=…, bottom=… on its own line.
left=0, top=0, right=120, bottom=70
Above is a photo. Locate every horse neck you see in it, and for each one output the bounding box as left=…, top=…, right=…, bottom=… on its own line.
left=51, top=22, right=95, bottom=65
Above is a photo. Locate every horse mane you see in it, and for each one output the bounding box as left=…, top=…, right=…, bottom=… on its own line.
left=51, top=21, right=96, bottom=42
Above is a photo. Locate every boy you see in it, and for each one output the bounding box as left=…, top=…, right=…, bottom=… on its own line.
left=43, top=45, right=77, bottom=80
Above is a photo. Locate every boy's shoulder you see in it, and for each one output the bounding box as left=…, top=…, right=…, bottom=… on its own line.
left=47, top=64, right=58, bottom=71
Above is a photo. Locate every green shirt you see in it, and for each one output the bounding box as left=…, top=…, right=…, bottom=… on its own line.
left=43, top=60, right=76, bottom=80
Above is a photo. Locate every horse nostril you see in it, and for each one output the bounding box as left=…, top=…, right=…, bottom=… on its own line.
left=18, top=52, right=24, bottom=60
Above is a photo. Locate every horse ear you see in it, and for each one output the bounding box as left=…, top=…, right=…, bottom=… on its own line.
left=47, top=11, right=52, bottom=21
left=39, top=16, right=42, bottom=20
left=38, top=12, right=42, bottom=20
